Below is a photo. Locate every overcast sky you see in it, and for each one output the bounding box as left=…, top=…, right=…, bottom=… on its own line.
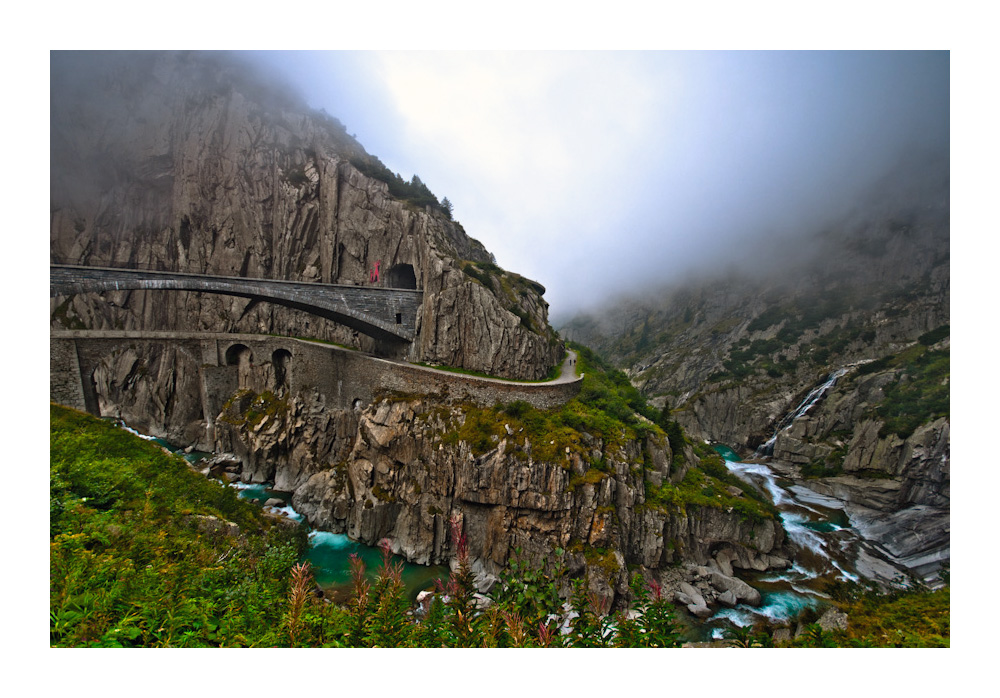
left=244, top=51, right=949, bottom=321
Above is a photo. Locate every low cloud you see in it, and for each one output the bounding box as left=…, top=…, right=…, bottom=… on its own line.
left=264, top=51, right=948, bottom=317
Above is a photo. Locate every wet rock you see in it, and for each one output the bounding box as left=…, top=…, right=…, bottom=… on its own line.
left=717, top=590, right=738, bottom=607
left=708, top=571, right=762, bottom=606
left=687, top=602, right=714, bottom=618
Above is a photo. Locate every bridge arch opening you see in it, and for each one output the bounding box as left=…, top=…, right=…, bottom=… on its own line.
left=272, top=348, right=292, bottom=391
left=386, top=263, right=417, bottom=289
left=225, top=343, right=254, bottom=388
left=225, top=343, right=253, bottom=367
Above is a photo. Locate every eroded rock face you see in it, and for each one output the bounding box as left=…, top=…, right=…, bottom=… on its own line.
left=82, top=330, right=787, bottom=608
left=767, top=370, right=950, bottom=510
left=89, top=342, right=207, bottom=446
left=284, top=396, right=786, bottom=606
left=50, top=51, right=559, bottom=380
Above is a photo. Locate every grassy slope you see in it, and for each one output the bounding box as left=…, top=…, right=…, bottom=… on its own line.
left=50, top=404, right=309, bottom=647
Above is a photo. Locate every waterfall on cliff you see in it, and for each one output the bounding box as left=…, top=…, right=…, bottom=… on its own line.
left=755, top=368, right=847, bottom=458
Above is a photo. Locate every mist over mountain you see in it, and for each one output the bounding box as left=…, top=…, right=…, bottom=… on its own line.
left=559, top=145, right=949, bottom=330
left=167, top=51, right=950, bottom=320
left=561, top=146, right=948, bottom=447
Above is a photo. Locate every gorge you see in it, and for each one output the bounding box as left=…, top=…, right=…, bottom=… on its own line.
left=49, top=50, right=949, bottom=645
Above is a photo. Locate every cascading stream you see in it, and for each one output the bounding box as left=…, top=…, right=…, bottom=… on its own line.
left=707, top=368, right=909, bottom=634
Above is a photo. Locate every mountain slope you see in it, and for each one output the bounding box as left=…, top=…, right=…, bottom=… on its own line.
left=560, top=154, right=949, bottom=582
left=561, top=156, right=949, bottom=452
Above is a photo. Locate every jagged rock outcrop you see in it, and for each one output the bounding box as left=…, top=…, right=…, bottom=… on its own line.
left=214, top=389, right=361, bottom=493
left=285, top=395, right=786, bottom=607
left=51, top=51, right=559, bottom=380
left=89, top=342, right=207, bottom=446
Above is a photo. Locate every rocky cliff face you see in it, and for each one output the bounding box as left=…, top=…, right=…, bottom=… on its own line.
left=50, top=51, right=559, bottom=379
left=561, top=164, right=950, bottom=581
left=83, top=328, right=788, bottom=610
left=562, top=161, right=948, bottom=474
left=249, top=393, right=786, bottom=607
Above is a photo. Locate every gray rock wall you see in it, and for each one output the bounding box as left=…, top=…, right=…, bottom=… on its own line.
left=289, top=394, right=786, bottom=605
left=51, top=51, right=560, bottom=380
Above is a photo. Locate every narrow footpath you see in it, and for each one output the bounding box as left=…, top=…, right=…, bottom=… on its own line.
left=551, top=350, right=579, bottom=384
left=402, top=349, right=579, bottom=386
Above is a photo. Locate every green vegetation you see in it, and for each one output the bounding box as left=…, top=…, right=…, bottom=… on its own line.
left=875, top=345, right=949, bottom=439
left=918, top=324, right=949, bottom=346
left=800, top=445, right=847, bottom=478
left=644, top=443, right=779, bottom=524
left=50, top=410, right=683, bottom=648
left=571, top=342, right=661, bottom=429
left=424, top=343, right=777, bottom=524
left=218, top=388, right=289, bottom=430
left=460, top=260, right=496, bottom=288
left=710, top=316, right=876, bottom=384
left=850, top=329, right=950, bottom=439
left=50, top=404, right=308, bottom=647
left=458, top=259, right=548, bottom=334
left=430, top=343, right=663, bottom=463
left=746, top=287, right=865, bottom=338
left=783, top=578, right=949, bottom=647
left=334, top=523, right=683, bottom=648
left=348, top=154, right=450, bottom=216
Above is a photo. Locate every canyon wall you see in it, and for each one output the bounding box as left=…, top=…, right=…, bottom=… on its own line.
left=51, top=51, right=560, bottom=380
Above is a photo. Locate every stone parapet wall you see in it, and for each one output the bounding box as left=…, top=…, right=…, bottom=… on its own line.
left=344, top=353, right=581, bottom=410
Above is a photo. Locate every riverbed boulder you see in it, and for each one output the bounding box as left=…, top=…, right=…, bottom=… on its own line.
left=717, top=590, right=739, bottom=607
left=707, top=570, right=762, bottom=606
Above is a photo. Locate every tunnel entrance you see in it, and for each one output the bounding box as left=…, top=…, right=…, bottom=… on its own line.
left=386, top=263, right=418, bottom=289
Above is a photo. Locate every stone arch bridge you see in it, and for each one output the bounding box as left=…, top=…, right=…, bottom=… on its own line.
left=50, top=331, right=582, bottom=450
left=50, top=264, right=422, bottom=343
